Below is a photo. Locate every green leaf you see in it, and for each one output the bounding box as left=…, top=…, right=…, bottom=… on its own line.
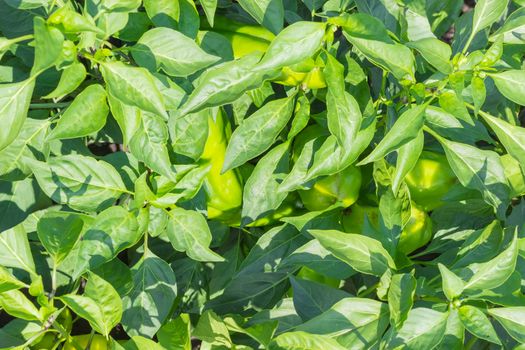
left=269, top=331, right=347, bottom=350
left=436, top=136, right=509, bottom=219
left=48, top=84, right=109, bottom=140
left=479, top=110, right=525, bottom=165
left=359, top=105, right=426, bottom=165
left=0, top=178, right=50, bottom=232
left=0, top=224, right=35, bottom=274
left=60, top=272, right=122, bottom=337
left=490, top=7, right=525, bottom=44
left=122, top=250, right=177, bottom=338
left=388, top=272, right=416, bottom=329
left=25, top=154, right=128, bottom=212
left=169, top=109, right=209, bottom=160
left=0, top=266, right=27, bottom=294
left=101, top=0, right=141, bottom=12
left=132, top=27, right=219, bottom=77
left=295, top=297, right=389, bottom=348
left=325, top=54, right=362, bottom=147
left=100, top=61, right=167, bottom=119
left=63, top=206, right=140, bottom=279
left=406, top=38, right=453, bottom=74
left=36, top=211, right=83, bottom=265
left=107, top=92, right=142, bottom=145
left=290, top=277, right=350, bottom=321
left=201, top=0, right=217, bottom=27
left=471, top=0, right=510, bottom=38
left=129, top=113, right=176, bottom=181
left=332, top=13, right=415, bottom=81
left=438, top=263, right=464, bottom=301
left=242, top=142, right=290, bottom=226
left=463, top=231, right=518, bottom=292
left=309, top=230, right=395, bottom=276
left=31, top=17, right=63, bottom=75
left=223, top=95, right=295, bottom=172
left=179, top=52, right=274, bottom=115
left=166, top=207, right=224, bottom=262
left=255, top=21, right=326, bottom=71
left=157, top=315, right=192, bottom=350
left=490, top=70, right=525, bottom=106
left=458, top=305, right=501, bottom=345
left=237, top=0, right=284, bottom=34
left=392, top=130, right=424, bottom=194
left=0, top=290, right=41, bottom=321
left=0, top=79, right=35, bottom=152
left=43, top=63, right=86, bottom=99
left=194, top=310, right=232, bottom=347
left=488, top=307, right=525, bottom=343
left=386, top=308, right=448, bottom=349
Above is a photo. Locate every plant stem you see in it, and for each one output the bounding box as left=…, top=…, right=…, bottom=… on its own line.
left=30, top=102, right=71, bottom=109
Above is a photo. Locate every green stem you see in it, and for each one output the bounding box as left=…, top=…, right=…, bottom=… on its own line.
left=358, top=283, right=379, bottom=298
left=53, top=322, right=84, bottom=350
left=86, top=329, right=95, bottom=350
left=462, top=32, right=475, bottom=55
left=50, top=262, right=58, bottom=300
left=10, top=34, right=34, bottom=44
left=30, top=102, right=71, bottom=109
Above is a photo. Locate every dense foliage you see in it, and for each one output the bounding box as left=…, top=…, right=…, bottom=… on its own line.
left=2, top=0, right=525, bottom=349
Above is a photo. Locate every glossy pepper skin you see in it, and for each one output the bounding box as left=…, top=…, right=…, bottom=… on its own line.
left=405, top=151, right=457, bottom=211
left=201, top=109, right=243, bottom=224
left=62, top=335, right=108, bottom=350
left=293, top=125, right=362, bottom=212
left=342, top=203, right=432, bottom=254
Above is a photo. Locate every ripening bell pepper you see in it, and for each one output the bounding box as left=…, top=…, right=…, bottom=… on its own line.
left=293, top=125, right=362, bottom=211
left=342, top=203, right=433, bottom=254
left=405, top=151, right=457, bottom=211
left=201, top=109, right=243, bottom=224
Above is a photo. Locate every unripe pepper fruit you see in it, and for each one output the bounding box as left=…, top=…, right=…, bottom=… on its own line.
left=405, top=151, right=457, bottom=211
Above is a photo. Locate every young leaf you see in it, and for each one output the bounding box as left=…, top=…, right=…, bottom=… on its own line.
left=237, top=0, right=284, bottom=34
left=25, top=155, right=128, bottom=212
left=43, top=63, right=87, bottom=99
left=386, top=308, right=448, bottom=349
left=132, top=27, right=220, bottom=77
left=309, top=230, right=395, bottom=276
left=463, top=231, right=518, bottom=292
left=255, top=21, right=326, bottom=71
left=0, top=79, right=35, bottom=152
left=242, top=142, right=290, bottom=226
left=470, top=0, right=510, bottom=39
left=435, top=136, right=509, bottom=219
left=438, top=263, right=464, bottom=301
left=490, top=70, right=525, bottom=106
left=268, top=331, right=347, bottom=350
left=179, top=52, right=274, bottom=115
left=325, top=54, right=362, bottom=147
left=47, top=84, right=109, bottom=140
left=100, top=61, right=168, bottom=119
left=488, top=307, right=525, bottom=343
left=0, top=225, right=36, bottom=275
left=223, top=95, right=295, bottom=172
left=36, top=211, right=84, bottom=265
left=458, top=305, right=501, bottom=345
left=122, top=251, right=177, bottom=338
left=479, top=110, right=525, bottom=165
left=388, top=272, right=416, bottom=329
left=60, top=273, right=122, bottom=337
left=406, top=38, right=453, bottom=74
left=129, top=113, right=176, bottom=181
left=166, top=207, right=224, bottom=262
left=359, top=105, right=426, bottom=165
